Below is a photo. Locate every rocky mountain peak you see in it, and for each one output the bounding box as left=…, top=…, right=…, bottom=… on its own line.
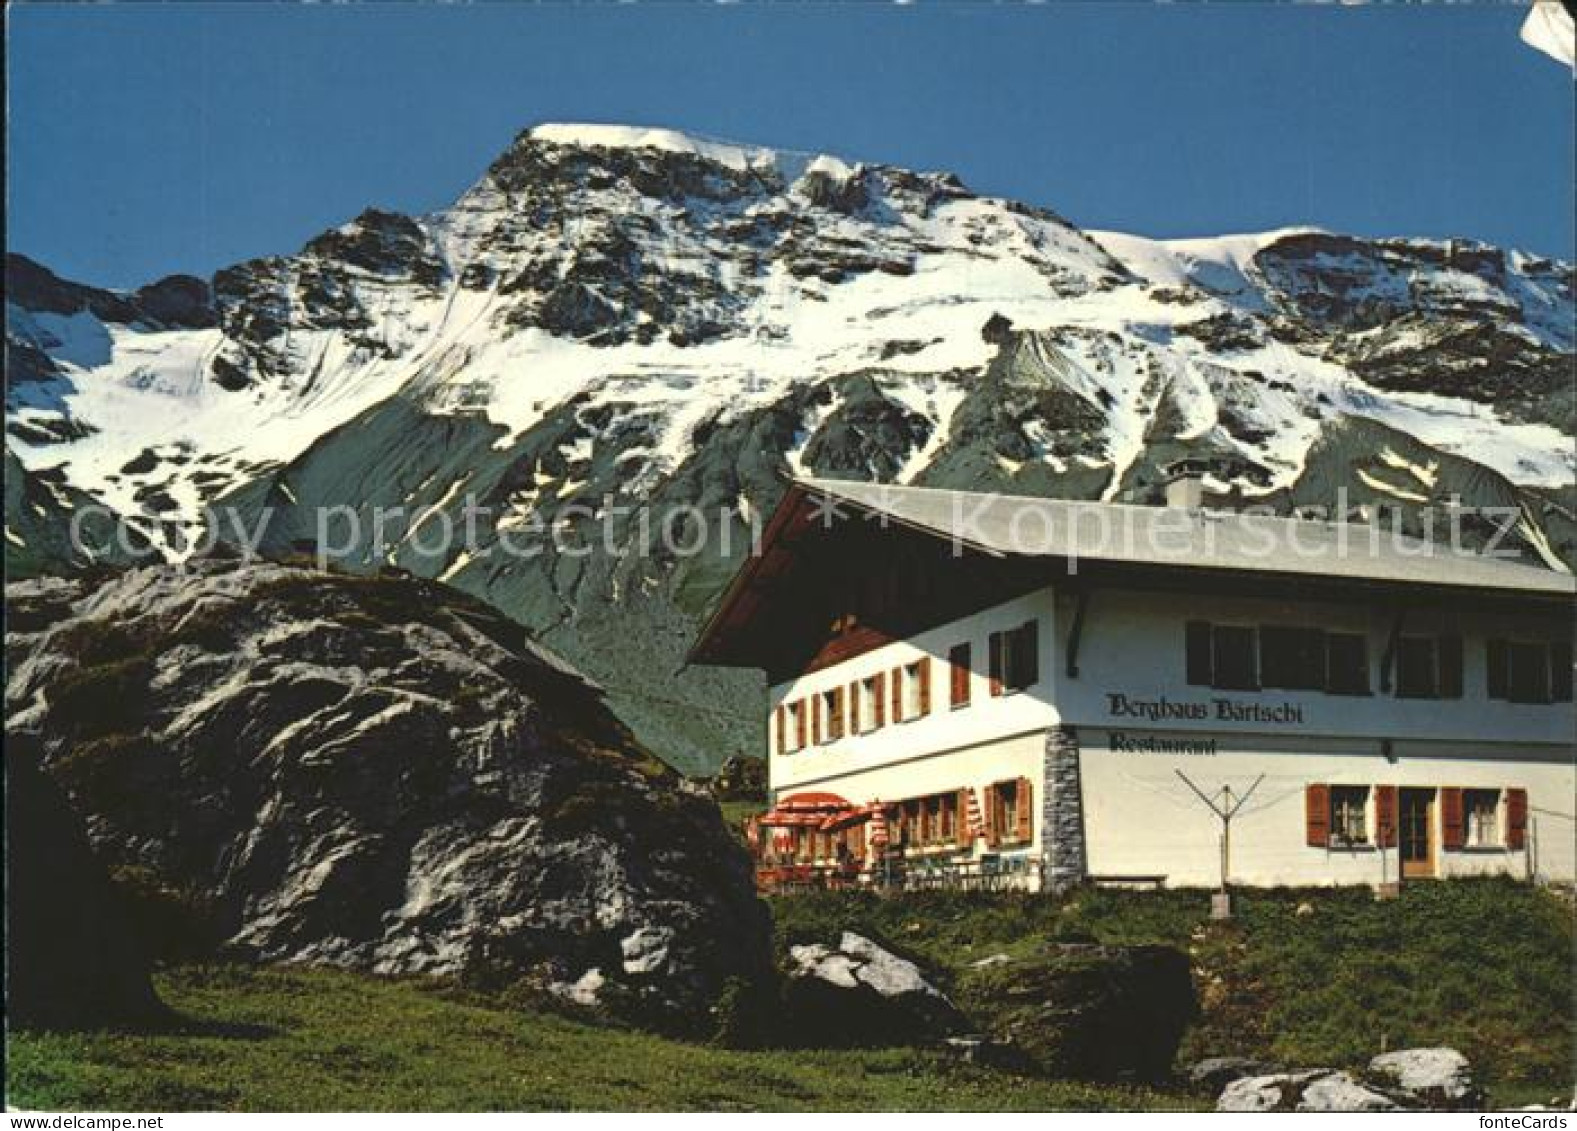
left=6, top=124, right=1574, bottom=772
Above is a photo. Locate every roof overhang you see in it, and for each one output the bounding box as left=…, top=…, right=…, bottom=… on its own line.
left=687, top=477, right=1576, bottom=671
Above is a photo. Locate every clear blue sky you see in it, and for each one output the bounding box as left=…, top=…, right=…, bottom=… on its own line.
left=8, top=3, right=1574, bottom=289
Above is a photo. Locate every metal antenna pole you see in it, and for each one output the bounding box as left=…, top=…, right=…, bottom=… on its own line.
left=1176, top=771, right=1265, bottom=916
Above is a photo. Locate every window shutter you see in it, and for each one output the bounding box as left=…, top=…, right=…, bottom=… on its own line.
left=988, top=631, right=1004, bottom=696
left=848, top=682, right=861, bottom=733
left=1375, top=786, right=1397, bottom=849
left=831, top=689, right=845, bottom=739
left=873, top=672, right=886, bottom=727
left=1506, top=788, right=1528, bottom=851
left=1014, top=777, right=1034, bottom=843
left=1186, top=621, right=1212, bottom=686
left=1440, top=787, right=1465, bottom=850
left=812, top=696, right=822, bottom=745
left=891, top=666, right=903, bottom=722
left=1486, top=639, right=1508, bottom=699
left=1438, top=635, right=1463, bottom=699
left=775, top=706, right=786, bottom=755
left=950, top=644, right=971, bottom=707
left=1551, top=642, right=1573, bottom=703
left=1018, top=621, right=1040, bottom=687
left=918, top=658, right=932, bottom=716
left=1305, top=784, right=1330, bottom=847
left=955, top=789, right=972, bottom=847
left=985, top=786, right=1002, bottom=848
left=795, top=703, right=807, bottom=749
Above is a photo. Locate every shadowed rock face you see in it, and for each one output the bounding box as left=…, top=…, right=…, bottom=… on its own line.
left=4, top=559, right=771, bottom=1035
left=957, top=942, right=1198, bottom=1081
left=6, top=737, right=168, bottom=1031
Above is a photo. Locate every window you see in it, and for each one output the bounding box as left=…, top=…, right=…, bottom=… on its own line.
left=987, top=779, right=1033, bottom=846
left=783, top=701, right=808, bottom=754
left=1487, top=639, right=1569, bottom=704
left=1326, top=633, right=1370, bottom=696
left=1464, top=789, right=1501, bottom=848
left=988, top=621, right=1039, bottom=695
left=1261, top=627, right=1326, bottom=691
left=1393, top=634, right=1463, bottom=699
left=1553, top=641, right=1574, bottom=703
left=1395, top=636, right=1437, bottom=699
left=821, top=687, right=845, bottom=742
left=1186, top=621, right=1259, bottom=690
left=949, top=643, right=972, bottom=709
left=1212, top=626, right=1258, bottom=691
left=856, top=674, right=884, bottom=733
left=1190, top=622, right=1372, bottom=696
left=887, top=660, right=930, bottom=723
left=1329, top=786, right=1370, bottom=847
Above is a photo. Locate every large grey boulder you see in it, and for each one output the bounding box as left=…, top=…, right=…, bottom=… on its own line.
left=4, top=560, right=771, bottom=1035
left=1218, top=1070, right=1398, bottom=1113
left=783, top=931, right=967, bottom=1046
left=957, top=942, right=1197, bottom=1081
left=1369, top=1048, right=1483, bottom=1110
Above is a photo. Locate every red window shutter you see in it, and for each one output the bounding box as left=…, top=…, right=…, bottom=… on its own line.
left=775, top=706, right=786, bottom=756
left=873, top=673, right=886, bottom=727
left=1305, top=784, right=1330, bottom=847
left=950, top=644, right=971, bottom=708
left=1440, top=787, right=1465, bottom=850
left=955, top=789, right=971, bottom=847
left=812, top=696, right=822, bottom=745
left=795, top=703, right=807, bottom=749
left=988, top=632, right=1004, bottom=696
left=1506, top=788, right=1528, bottom=850
left=891, top=666, right=903, bottom=722
left=1014, top=777, right=1034, bottom=842
left=848, top=682, right=861, bottom=733
left=829, top=690, right=843, bottom=740
left=1375, top=786, right=1397, bottom=849
left=918, top=658, right=932, bottom=716
left=985, top=786, right=1002, bottom=848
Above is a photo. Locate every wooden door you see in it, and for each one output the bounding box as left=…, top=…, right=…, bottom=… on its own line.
left=1399, top=788, right=1436, bottom=879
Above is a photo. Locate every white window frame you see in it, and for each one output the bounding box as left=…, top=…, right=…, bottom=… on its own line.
left=1329, top=785, right=1370, bottom=847
left=858, top=676, right=881, bottom=734
left=1464, top=789, right=1502, bottom=848
left=783, top=701, right=808, bottom=754
left=902, top=660, right=924, bottom=722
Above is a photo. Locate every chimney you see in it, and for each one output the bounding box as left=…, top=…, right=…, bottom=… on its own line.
left=1163, top=471, right=1207, bottom=509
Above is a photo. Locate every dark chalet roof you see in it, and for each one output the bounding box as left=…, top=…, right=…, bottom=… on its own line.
left=688, top=478, right=1576, bottom=671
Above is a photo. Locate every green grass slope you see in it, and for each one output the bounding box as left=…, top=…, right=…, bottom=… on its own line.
left=8, top=879, right=1570, bottom=1111
left=772, top=878, right=1575, bottom=1103
left=5, top=967, right=1192, bottom=1112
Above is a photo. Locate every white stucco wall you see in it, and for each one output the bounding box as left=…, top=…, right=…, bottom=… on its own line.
left=1079, top=731, right=1574, bottom=887
left=768, top=587, right=1058, bottom=797
left=759, top=580, right=1575, bottom=887
left=1051, top=588, right=1572, bottom=746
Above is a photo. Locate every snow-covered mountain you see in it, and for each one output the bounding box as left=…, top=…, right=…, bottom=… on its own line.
left=7, top=123, right=1575, bottom=771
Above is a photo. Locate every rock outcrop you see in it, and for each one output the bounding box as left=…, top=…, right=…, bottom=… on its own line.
left=1369, top=1047, right=1483, bottom=1110
left=1215, top=1049, right=1486, bottom=1112
left=957, top=942, right=1197, bottom=1081
left=4, top=559, right=771, bottom=1035
left=782, top=931, right=967, bottom=1047
left=1217, top=1070, right=1398, bottom=1113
